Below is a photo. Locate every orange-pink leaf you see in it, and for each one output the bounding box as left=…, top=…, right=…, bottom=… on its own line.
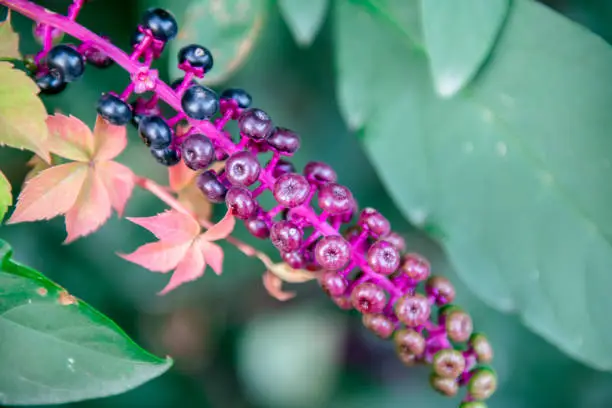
left=262, top=271, right=296, bottom=301
left=46, top=114, right=94, bottom=161
left=96, top=161, right=134, bottom=216
left=8, top=162, right=88, bottom=223
left=92, top=115, right=127, bottom=161
left=159, top=243, right=206, bottom=295
left=199, top=240, right=224, bottom=275
left=168, top=160, right=196, bottom=192
left=64, top=168, right=112, bottom=243
left=201, top=211, right=235, bottom=242
left=127, top=210, right=200, bottom=244
left=119, top=241, right=192, bottom=272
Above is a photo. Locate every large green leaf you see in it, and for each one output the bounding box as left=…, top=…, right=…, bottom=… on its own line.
left=169, top=0, right=267, bottom=85
left=336, top=0, right=612, bottom=369
left=421, top=0, right=510, bottom=97
left=0, top=241, right=172, bottom=404
left=278, top=0, right=329, bottom=46
left=0, top=169, right=10, bottom=221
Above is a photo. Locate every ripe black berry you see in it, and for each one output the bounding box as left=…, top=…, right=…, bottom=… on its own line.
left=270, top=221, right=302, bottom=252
left=181, top=85, right=219, bottom=120
left=221, top=88, right=252, bottom=109
left=238, top=108, right=274, bottom=140
left=197, top=170, right=227, bottom=203
left=350, top=282, right=387, bottom=314
left=138, top=115, right=172, bottom=148
left=150, top=146, right=180, bottom=166
left=225, top=151, right=261, bottom=186
left=266, top=127, right=300, bottom=155
left=142, top=8, right=178, bottom=41
left=273, top=173, right=311, bottom=208
left=367, top=240, right=400, bottom=275
left=35, top=69, right=66, bottom=95
left=97, top=93, right=132, bottom=125
left=318, top=183, right=353, bottom=215
left=394, top=294, right=431, bottom=327
left=304, top=161, right=337, bottom=185
left=314, top=236, right=351, bottom=271
left=180, top=134, right=215, bottom=170
left=178, top=44, right=213, bottom=72
left=226, top=186, right=257, bottom=220
left=46, top=44, right=85, bottom=82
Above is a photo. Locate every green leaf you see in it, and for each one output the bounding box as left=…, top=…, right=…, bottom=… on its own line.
left=0, top=169, right=11, bottom=221
left=0, top=62, right=49, bottom=160
left=278, top=0, right=328, bottom=46
left=421, top=0, right=510, bottom=97
left=336, top=0, right=612, bottom=370
left=0, top=10, right=21, bottom=60
left=170, top=0, right=267, bottom=85
left=0, top=240, right=172, bottom=404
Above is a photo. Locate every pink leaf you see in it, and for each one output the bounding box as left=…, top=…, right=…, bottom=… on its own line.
left=92, top=115, right=127, bottom=161
left=8, top=162, right=88, bottom=223
left=46, top=114, right=94, bottom=161
left=64, top=168, right=112, bottom=243
left=168, top=160, right=196, bottom=192
left=262, top=271, right=296, bottom=301
left=199, top=240, right=223, bottom=275
left=201, top=211, right=235, bottom=242
left=159, top=243, right=206, bottom=295
left=127, top=210, right=201, bottom=244
left=119, top=241, right=191, bottom=272
left=96, top=161, right=134, bottom=216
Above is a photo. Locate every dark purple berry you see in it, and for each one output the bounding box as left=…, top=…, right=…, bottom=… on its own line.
left=425, top=276, right=456, bottom=306
left=181, top=134, right=215, bottom=170
left=382, top=232, right=406, bottom=252
left=433, top=349, right=466, bottom=379
left=138, top=115, right=172, bottom=148
left=221, top=88, right=252, bottom=109
left=178, top=44, right=213, bottom=72
left=181, top=85, right=219, bottom=120
left=282, top=250, right=307, bottom=269
left=394, top=328, right=426, bottom=357
left=367, top=240, right=400, bottom=275
left=394, top=294, right=431, bottom=327
left=273, top=173, right=311, bottom=208
left=245, top=217, right=270, bottom=239
left=468, top=367, right=497, bottom=401
left=150, top=146, right=180, bottom=166
left=142, top=8, right=177, bottom=41
left=445, top=309, right=473, bottom=342
left=82, top=44, right=113, bottom=68
left=97, top=93, right=132, bottom=126
left=238, top=108, right=274, bottom=140
left=270, top=221, right=302, bottom=252
left=226, top=186, right=257, bottom=220
left=429, top=374, right=458, bottom=397
left=197, top=170, right=227, bottom=203
left=303, top=161, right=337, bottom=185
left=350, top=282, right=387, bottom=314
left=271, top=159, right=295, bottom=178
left=225, top=151, right=261, bottom=186
left=359, top=208, right=390, bottom=237
left=35, top=69, right=66, bottom=95
left=319, top=272, right=348, bottom=297
left=266, top=127, right=300, bottom=154
left=400, top=253, right=431, bottom=282
left=469, top=333, right=494, bottom=363
left=362, top=314, right=394, bottom=339
left=318, top=183, right=353, bottom=215
left=314, top=236, right=351, bottom=271
left=131, top=30, right=146, bottom=48
left=47, top=44, right=85, bottom=82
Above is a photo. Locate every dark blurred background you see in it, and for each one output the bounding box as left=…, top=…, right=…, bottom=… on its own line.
left=2, top=1, right=612, bottom=407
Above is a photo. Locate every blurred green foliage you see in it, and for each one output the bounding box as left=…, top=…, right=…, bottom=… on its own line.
left=2, top=0, right=612, bottom=407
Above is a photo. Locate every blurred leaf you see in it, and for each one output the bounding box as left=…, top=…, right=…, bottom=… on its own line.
left=421, top=0, right=510, bottom=97
left=0, top=169, right=11, bottom=221
left=337, top=0, right=612, bottom=369
left=278, top=0, right=328, bottom=46
left=170, top=0, right=267, bottom=85
left=0, top=62, right=48, bottom=159
left=24, top=154, right=52, bottom=181
left=0, top=10, right=20, bottom=59
left=0, top=240, right=172, bottom=405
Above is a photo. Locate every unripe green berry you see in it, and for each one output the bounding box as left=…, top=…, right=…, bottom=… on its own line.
left=432, top=348, right=466, bottom=378
left=468, top=366, right=497, bottom=401
left=469, top=333, right=494, bottom=363
left=429, top=373, right=458, bottom=397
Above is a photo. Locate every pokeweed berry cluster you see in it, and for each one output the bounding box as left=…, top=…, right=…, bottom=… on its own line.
left=10, top=0, right=497, bottom=405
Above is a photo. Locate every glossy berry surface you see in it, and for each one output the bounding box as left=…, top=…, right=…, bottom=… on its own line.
left=138, top=115, right=172, bottom=148
left=400, top=253, right=431, bottom=282
left=359, top=208, right=391, bottom=237
left=225, top=151, right=261, bottom=186
left=445, top=309, right=473, bottom=342
left=245, top=217, right=270, bottom=239
left=226, top=186, right=257, bottom=220
left=350, top=282, right=387, bottom=314
left=181, top=85, right=219, bottom=120
left=266, top=127, right=300, bottom=154
left=320, top=272, right=348, bottom=297
left=270, top=221, right=302, bottom=252
left=426, top=276, right=456, bottom=305
left=282, top=251, right=307, bottom=269
left=318, top=183, right=353, bottom=215
left=221, top=88, right=252, bottom=109
left=197, top=170, right=227, bottom=203
left=382, top=232, right=406, bottom=252
left=314, top=235, right=351, bottom=271
left=367, top=240, right=400, bottom=275
left=181, top=134, right=215, bottom=170
left=150, top=146, right=180, bottom=166
left=304, top=161, right=337, bottom=185
left=395, top=294, right=431, bottom=327
left=238, top=108, right=274, bottom=140
left=35, top=69, right=66, bottom=95
left=273, top=173, right=311, bottom=208
left=46, top=44, right=85, bottom=82
left=97, top=93, right=132, bottom=126
left=178, top=44, right=213, bottom=71
left=142, top=8, right=178, bottom=41
left=362, top=314, right=394, bottom=339
left=271, top=159, right=295, bottom=178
